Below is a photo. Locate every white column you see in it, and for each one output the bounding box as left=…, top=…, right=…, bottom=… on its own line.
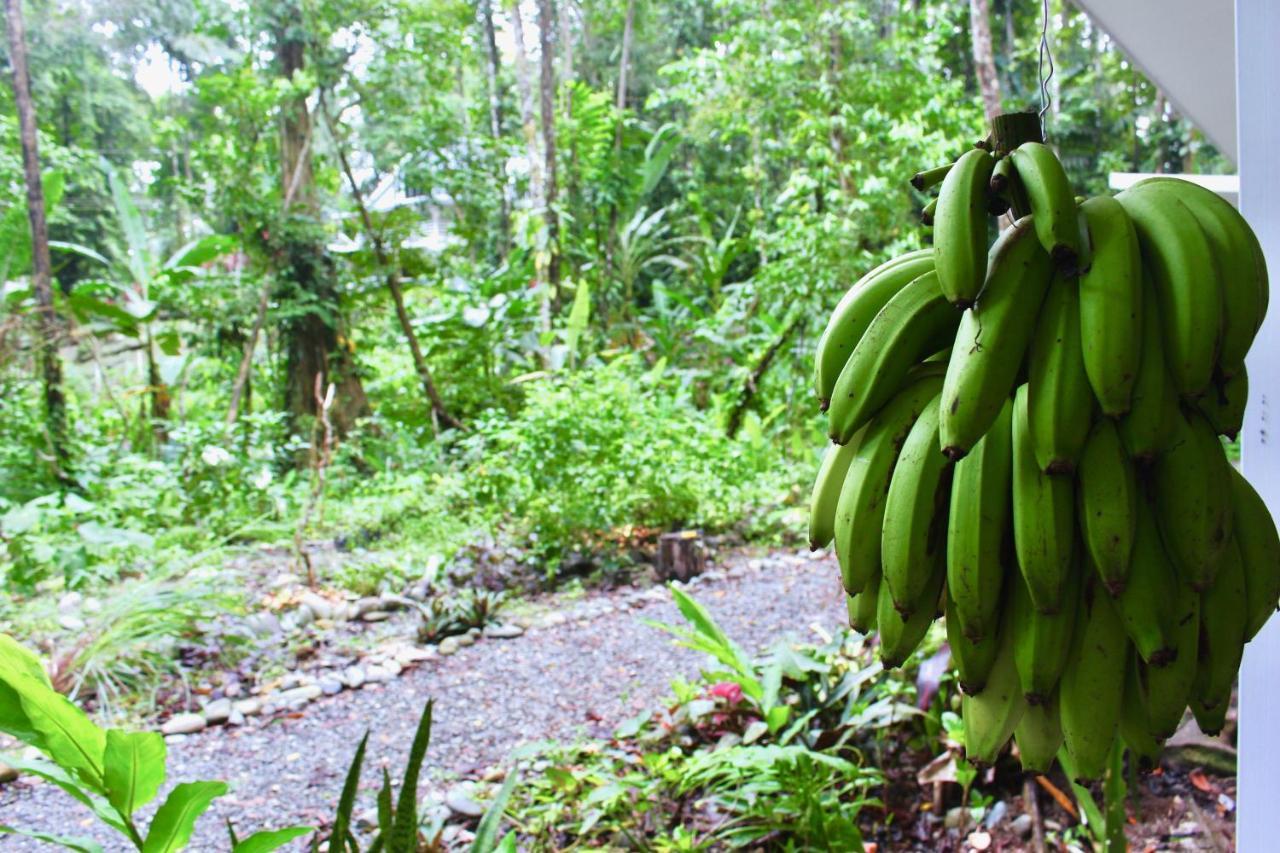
left=1236, top=1, right=1280, bottom=848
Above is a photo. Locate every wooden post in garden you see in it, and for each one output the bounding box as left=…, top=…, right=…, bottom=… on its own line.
left=1235, top=1, right=1280, bottom=846
left=657, top=531, right=704, bottom=582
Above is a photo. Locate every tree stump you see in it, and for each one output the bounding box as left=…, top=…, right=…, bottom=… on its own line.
left=657, top=531, right=704, bottom=582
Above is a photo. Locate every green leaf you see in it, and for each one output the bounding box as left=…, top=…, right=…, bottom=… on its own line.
left=141, top=781, right=228, bottom=853
left=5, top=670, right=107, bottom=790
left=106, top=164, right=153, bottom=287
left=562, top=280, right=591, bottom=365
left=161, top=234, right=235, bottom=272
left=0, top=824, right=104, bottom=852
left=231, top=827, right=314, bottom=853
left=103, top=729, right=167, bottom=815
left=376, top=766, right=394, bottom=836
left=389, top=700, right=434, bottom=850
left=470, top=771, right=518, bottom=853
left=49, top=240, right=111, bottom=266
left=329, top=730, right=369, bottom=852
left=0, top=634, right=51, bottom=685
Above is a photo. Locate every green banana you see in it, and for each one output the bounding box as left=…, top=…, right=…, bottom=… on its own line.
left=1009, top=142, right=1082, bottom=271
left=946, top=585, right=1000, bottom=694
left=1191, top=537, right=1247, bottom=734
left=934, top=148, right=996, bottom=308
left=1078, top=195, right=1143, bottom=416
left=1012, top=384, right=1076, bottom=614
left=1014, top=690, right=1063, bottom=773
left=1116, top=187, right=1221, bottom=397
left=828, top=270, right=959, bottom=444
left=877, top=558, right=943, bottom=668
left=808, top=434, right=863, bottom=550
left=989, top=156, right=1013, bottom=194
left=1058, top=577, right=1129, bottom=782
left=1114, top=500, right=1177, bottom=666
left=1027, top=274, right=1095, bottom=474
left=1135, top=178, right=1264, bottom=377
left=833, top=374, right=945, bottom=594
left=1151, top=408, right=1233, bottom=590
left=962, top=608, right=1026, bottom=765
left=1077, top=419, right=1137, bottom=594
left=1137, top=580, right=1199, bottom=739
left=882, top=395, right=953, bottom=616
left=1197, top=367, right=1248, bottom=440
left=1119, top=652, right=1164, bottom=770
left=1012, top=561, right=1080, bottom=705
left=1229, top=467, right=1280, bottom=642
left=939, top=216, right=1053, bottom=459
left=946, top=397, right=1013, bottom=643
left=813, top=250, right=935, bottom=408
left=847, top=573, right=880, bottom=634
left=1117, top=270, right=1178, bottom=462
left=910, top=163, right=953, bottom=191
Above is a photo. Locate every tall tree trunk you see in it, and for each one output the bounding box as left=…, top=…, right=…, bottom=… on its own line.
left=968, top=0, right=1002, bottom=124
left=537, top=0, right=561, bottom=307
left=605, top=0, right=636, bottom=313
left=5, top=0, right=70, bottom=480
left=322, top=102, right=463, bottom=432
left=509, top=0, right=552, bottom=342
left=478, top=0, right=510, bottom=259
left=275, top=15, right=368, bottom=435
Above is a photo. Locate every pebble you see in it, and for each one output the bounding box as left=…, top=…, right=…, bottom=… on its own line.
left=58, top=591, right=82, bottom=612
left=944, top=807, right=967, bottom=830
left=456, top=633, right=476, bottom=648
left=320, top=677, right=344, bottom=696
left=983, top=800, right=1007, bottom=827
left=542, top=613, right=567, bottom=627
left=967, top=829, right=992, bottom=851
left=438, top=637, right=461, bottom=656
left=354, top=597, right=383, bottom=617
left=1010, top=814, right=1033, bottom=838
left=226, top=710, right=246, bottom=727
left=164, top=734, right=189, bottom=745
left=202, top=698, right=233, bottom=725
left=162, top=713, right=207, bottom=735
left=343, top=666, right=366, bottom=689
left=233, top=698, right=263, bottom=717
left=483, top=623, right=524, bottom=639
left=363, top=665, right=394, bottom=684
left=361, top=611, right=391, bottom=623
left=57, top=614, right=86, bottom=632
left=0, top=763, right=17, bottom=784
left=445, top=786, right=484, bottom=818
left=244, top=612, right=281, bottom=636
left=276, top=685, right=323, bottom=707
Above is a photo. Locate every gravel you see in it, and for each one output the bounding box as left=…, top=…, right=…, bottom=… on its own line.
left=0, top=551, right=844, bottom=850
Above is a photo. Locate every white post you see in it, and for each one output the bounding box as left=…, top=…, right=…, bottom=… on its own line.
left=1236, top=1, right=1280, bottom=848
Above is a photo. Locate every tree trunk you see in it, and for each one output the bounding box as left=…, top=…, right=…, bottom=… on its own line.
left=509, top=0, right=551, bottom=341
left=275, top=16, right=368, bottom=435
left=969, top=0, right=1002, bottom=124
left=322, top=102, right=463, bottom=432
left=5, top=0, right=70, bottom=480
left=537, top=0, right=561, bottom=306
left=478, top=0, right=510, bottom=259
left=605, top=0, right=636, bottom=311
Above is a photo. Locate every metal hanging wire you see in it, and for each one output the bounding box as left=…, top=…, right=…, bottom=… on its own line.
left=1037, top=0, right=1055, bottom=135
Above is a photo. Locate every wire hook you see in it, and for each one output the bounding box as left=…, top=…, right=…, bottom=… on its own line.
left=1038, top=0, right=1055, bottom=135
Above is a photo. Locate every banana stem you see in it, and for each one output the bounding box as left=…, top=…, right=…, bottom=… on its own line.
left=990, top=111, right=1044, bottom=157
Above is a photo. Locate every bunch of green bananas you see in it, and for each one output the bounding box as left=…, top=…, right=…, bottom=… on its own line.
left=809, top=138, right=1280, bottom=782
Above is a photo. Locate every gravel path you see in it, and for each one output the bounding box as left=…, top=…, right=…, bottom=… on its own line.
left=0, top=550, right=846, bottom=850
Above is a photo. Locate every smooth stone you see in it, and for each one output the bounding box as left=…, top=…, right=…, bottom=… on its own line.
left=202, top=698, right=233, bottom=725
left=1010, top=814, right=1034, bottom=839
left=944, top=807, right=967, bottom=830
left=58, top=591, right=83, bottom=612
left=467, top=627, right=481, bottom=638
left=161, top=713, right=206, bottom=736
left=363, top=666, right=394, bottom=684
left=276, top=685, right=323, bottom=707
left=483, top=623, right=524, bottom=639
left=343, top=666, right=366, bottom=689
left=320, top=677, right=344, bottom=696
left=298, top=592, right=334, bottom=620
left=233, top=698, right=263, bottom=717
left=445, top=787, right=484, bottom=819
left=983, top=800, right=1007, bottom=828
left=164, top=734, right=189, bottom=745
left=58, top=614, right=86, bottom=632
left=438, top=637, right=461, bottom=655
left=0, top=763, right=17, bottom=784
left=361, top=611, right=391, bottom=623
left=355, top=597, right=383, bottom=617
left=245, top=612, right=282, bottom=636
left=226, top=709, right=246, bottom=727
left=455, top=633, right=476, bottom=647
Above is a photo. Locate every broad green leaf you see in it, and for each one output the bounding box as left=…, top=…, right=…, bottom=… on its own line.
left=562, top=280, right=591, bottom=363
left=8, top=671, right=107, bottom=790
left=0, top=824, right=104, bottom=852
left=470, top=771, right=519, bottom=853
left=0, top=754, right=129, bottom=834
left=106, top=165, right=152, bottom=287
left=230, top=826, right=313, bottom=853
left=49, top=240, right=111, bottom=266
left=103, top=729, right=167, bottom=815
left=162, top=234, right=235, bottom=272
left=0, top=634, right=51, bottom=685
left=66, top=292, right=141, bottom=335
left=142, top=781, right=228, bottom=853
